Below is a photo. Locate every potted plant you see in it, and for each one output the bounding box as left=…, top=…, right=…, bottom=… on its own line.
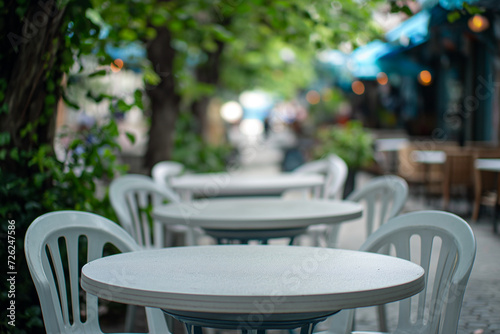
left=313, top=120, right=374, bottom=197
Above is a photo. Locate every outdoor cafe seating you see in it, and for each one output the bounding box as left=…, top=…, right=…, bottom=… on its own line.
left=23, top=146, right=478, bottom=334
left=25, top=209, right=476, bottom=334
left=394, top=140, right=500, bottom=217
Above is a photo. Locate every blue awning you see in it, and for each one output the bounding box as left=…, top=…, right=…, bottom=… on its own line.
left=347, top=40, right=431, bottom=80
left=319, top=38, right=431, bottom=83
left=385, top=10, right=431, bottom=47
left=347, top=40, right=397, bottom=79
left=417, top=0, right=480, bottom=10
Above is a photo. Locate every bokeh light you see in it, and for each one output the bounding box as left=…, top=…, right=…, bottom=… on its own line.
left=468, top=14, right=489, bottom=33
left=351, top=81, right=365, bottom=95
left=220, top=101, right=243, bottom=123
left=306, top=90, right=321, bottom=104
left=418, top=70, right=432, bottom=86
left=239, top=119, right=264, bottom=136
left=376, top=72, right=388, bottom=85
left=110, top=58, right=124, bottom=72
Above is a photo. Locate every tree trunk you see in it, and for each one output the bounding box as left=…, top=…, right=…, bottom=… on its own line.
left=144, top=26, right=181, bottom=172
left=0, top=1, right=66, bottom=174
left=190, top=40, right=225, bottom=139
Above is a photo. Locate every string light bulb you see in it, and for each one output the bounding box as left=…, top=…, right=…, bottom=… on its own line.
left=468, top=14, right=489, bottom=33
left=418, top=70, right=432, bottom=86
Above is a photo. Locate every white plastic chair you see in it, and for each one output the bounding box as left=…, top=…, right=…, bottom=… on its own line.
left=298, top=155, right=348, bottom=246
left=289, top=154, right=347, bottom=199
left=326, top=210, right=476, bottom=334
left=344, top=175, right=409, bottom=241
left=24, top=210, right=170, bottom=334
left=151, top=161, right=184, bottom=190
left=109, top=174, right=193, bottom=248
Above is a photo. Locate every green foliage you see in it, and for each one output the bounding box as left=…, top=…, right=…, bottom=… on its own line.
left=446, top=2, right=484, bottom=23
left=172, top=112, right=233, bottom=173
left=314, top=120, right=374, bottom=169
left=0, top=120, right=126, bottom=332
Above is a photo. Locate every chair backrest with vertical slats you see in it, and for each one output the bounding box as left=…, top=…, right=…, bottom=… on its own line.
left=325, top=154, right=348, bottom=199
left=292, top=154, right=348, bottom=199
left=327, top=210, right=476, bottom=334
left=110, top=174, right=180, bottom=249
left=346, top=175, right=408, bottom=238
left=24, top=210, right=169, bottom=334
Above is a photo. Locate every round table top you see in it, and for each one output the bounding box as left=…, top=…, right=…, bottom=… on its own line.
left=169, top=173, right=325, bottom=197
left=375, top=138, right=409, bottom=152
left=81, top=245, right=425, bottom=324
left=475, top=158, right=500, bottom=172
left=153, top=198, right=362, bottom=230
left=411, top=150, right=446, bottom=164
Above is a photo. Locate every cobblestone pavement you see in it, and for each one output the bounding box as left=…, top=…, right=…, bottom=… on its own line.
left=457, top=218, right=500, bottom=334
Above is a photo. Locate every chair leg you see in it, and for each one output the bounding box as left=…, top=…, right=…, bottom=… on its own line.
left=472, top=180, right=482, bottom=221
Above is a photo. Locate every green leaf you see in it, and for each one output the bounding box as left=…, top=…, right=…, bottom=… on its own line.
left=45, top=94, right=56, bottom=106
left=20, top=123, right=33, bottom=138
left=210, top=24, right=234, bottom=42
left=463, top=3, right=483, bottom=15
left=119, top=28, right=138, bottom=41
left=134, top=89, right=143, bottom=109
left=400, top=5, right=413, bottom=16
left=0, top=148, right=6, bottom=160
left=88, top=69, right=107, bottom=78
left=0, top=132, right=10, bottom=146
left=125, top=132, right=136, bottom=144
left=151, top=12, right=167, bottom=26
left=447, top=11, right=461, bottom=23
left=86, top=91, right=113, bottom=102
left=116, top=99, right=132, bottom=112
left=9, top=148, right=19, bottom=161
left=86, top=8, right=104, bottom=26
left=62, top=94, right=80, bottom=110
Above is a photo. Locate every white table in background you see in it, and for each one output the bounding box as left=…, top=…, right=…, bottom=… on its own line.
left=475, top=158, right=500, bottom=233
left=411, top=150, right=446, bottom=197
left=170, top=173, right=325, bottom=201
left=475, top=158, right=500, bottom=172
left=81, top=245, right=425, bottom=333
left=375, top=138, right=409, bottom=173
left=411, top=150, right=446, bottom=165
left=153, top=198, right=362, bottom=243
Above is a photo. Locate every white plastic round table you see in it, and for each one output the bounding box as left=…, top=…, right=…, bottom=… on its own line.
left=169, top=173, right=325, bottom=201
left=152, top=198, right=363, bottom=242
left=81, top=245, right=425, bottom=332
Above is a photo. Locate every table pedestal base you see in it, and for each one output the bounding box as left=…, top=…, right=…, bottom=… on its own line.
left=164, top=309, right=337, bottom=334
left=203, top=227, right=308, bottom=245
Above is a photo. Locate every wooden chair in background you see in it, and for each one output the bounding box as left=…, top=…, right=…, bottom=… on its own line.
left=472, top=148, right=500, bottom=221
left=441, top=150, right=474, bottom=211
